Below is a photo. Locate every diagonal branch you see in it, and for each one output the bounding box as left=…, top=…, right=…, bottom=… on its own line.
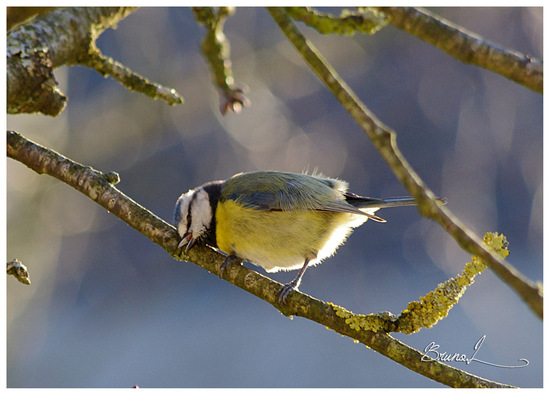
left=375, top=7, right=542, bottom=93
left=268, top=7, right=542, bottom=320
left=6, top=130, right=176, bottom=253
left=6, top=129, right=513, bottom=388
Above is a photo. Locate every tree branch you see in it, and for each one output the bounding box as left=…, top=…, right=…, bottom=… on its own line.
left=7, top=259, right=31, bottom=285
left=192, top=7, right=250, bottom=114
left=375, top=7, right=542, bottom=94
left=6, top=130, right=176, bottom=252
left=83, top=49, right=184, bottom=105
left=284, top=6, right=388, bottom=35
left=7, top=7, right=183, bottom=116
left=7, top=129, right=514, bottom=388
left=268, top=7, right=542, bottom=320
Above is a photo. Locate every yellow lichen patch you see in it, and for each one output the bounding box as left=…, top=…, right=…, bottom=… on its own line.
left=483, top=232, right=510, bottom=259
left=329, top=303, right=398, bottom=333
left=396, top=232, right=509, bottom=334
left=330, top=233, right=509, bottom=336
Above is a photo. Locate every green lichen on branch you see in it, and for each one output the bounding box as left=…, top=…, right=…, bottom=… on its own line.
left=285, top=7, right=389, bottom=36
left=192, top=7, right=250, bottom=114
left=331, top=232, right=509, bottom=335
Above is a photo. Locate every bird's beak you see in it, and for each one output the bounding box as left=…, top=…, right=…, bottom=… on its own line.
left=178, top=233, right=195, bottom=252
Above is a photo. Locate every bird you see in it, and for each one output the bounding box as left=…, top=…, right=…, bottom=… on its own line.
left=174, top=171, right=443, bottom=304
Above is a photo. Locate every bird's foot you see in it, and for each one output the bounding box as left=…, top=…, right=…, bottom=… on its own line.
left=219, top=255, right=242, bottom=279
left=278, top=279, right=300, bottom=306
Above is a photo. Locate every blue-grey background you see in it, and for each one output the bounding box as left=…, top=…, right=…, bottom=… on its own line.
left=7, top=7, right=543, bottom=387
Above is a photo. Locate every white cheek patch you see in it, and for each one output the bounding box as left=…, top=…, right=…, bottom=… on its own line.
left=189, top=189, right=213, bottom=239
left=175, top=190, right=193, bottom=238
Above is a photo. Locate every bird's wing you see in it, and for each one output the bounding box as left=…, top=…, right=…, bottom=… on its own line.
left=220, top=171, right=377, bottom=219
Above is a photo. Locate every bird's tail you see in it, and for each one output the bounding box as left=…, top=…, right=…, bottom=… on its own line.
left=375, top=197, right=418, bottom=208
left=346, top=193, right=446, bottom=210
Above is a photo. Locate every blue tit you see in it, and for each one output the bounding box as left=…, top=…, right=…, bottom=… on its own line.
left=174, top=171, right=439, bottom=304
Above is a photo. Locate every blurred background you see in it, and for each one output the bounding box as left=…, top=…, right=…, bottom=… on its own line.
left=6, top=7, right=542, bottom=388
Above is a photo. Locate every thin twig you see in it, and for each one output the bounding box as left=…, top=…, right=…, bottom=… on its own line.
left=84, top=50, right=183, bottom=105
left=375, top=7, right=542, bottom=93
left=268, top=7, right=542, bottom=320
left=193, top=7, right=250, bottom=114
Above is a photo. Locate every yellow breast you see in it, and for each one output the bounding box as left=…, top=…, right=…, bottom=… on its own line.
left=215, top=200, right=367, bottom=272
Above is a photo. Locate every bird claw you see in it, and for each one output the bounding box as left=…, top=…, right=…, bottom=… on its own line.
left=219, top=255, right=242, bottom=279
left=278, top=281, right=299, bottom=306
left=277, top=258, right=309, bottom=306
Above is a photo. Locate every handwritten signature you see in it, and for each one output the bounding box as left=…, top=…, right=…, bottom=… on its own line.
left=421, top=335, right=529, bottom=368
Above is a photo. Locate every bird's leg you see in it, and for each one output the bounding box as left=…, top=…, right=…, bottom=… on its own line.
left=278, top=258, right=310, bottom=305
left=219, top=254, right=243, bottom=279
